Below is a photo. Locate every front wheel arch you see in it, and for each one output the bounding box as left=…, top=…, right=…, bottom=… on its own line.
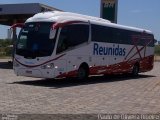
left=77, top=63, right=89, bottom=80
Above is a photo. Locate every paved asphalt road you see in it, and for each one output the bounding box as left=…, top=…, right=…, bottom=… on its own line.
left=0, top=59, right=160, bottom=117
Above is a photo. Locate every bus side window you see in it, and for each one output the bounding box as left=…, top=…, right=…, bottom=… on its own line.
left=91, top=24, right=113, bottom=43
left=67, top=24, right=89, bottom=47
left=57, top=24, right=89, bottom=54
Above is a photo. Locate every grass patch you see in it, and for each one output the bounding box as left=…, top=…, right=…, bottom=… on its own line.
left=155, top=45, right=160, bottom=56
left=0, top=39, right=12, bottom=58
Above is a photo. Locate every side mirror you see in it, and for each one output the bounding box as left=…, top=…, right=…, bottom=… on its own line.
left=154, top=39, right=157, bottom=44
left=8, top=23, right=24, bottom=40
left=49, top=28, right=56, bottom=39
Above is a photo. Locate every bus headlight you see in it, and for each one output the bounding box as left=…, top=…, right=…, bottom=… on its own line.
left=41, top=63, right=54, bottom=69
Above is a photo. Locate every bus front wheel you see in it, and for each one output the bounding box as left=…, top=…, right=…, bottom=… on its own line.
left=77, top=64, right=89, bottom=80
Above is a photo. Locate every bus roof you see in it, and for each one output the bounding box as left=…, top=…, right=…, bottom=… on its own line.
left=26, top=11, right=153, bottom=34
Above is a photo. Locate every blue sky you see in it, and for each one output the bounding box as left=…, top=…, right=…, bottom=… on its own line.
left=0, top=0, right=159, bottom=40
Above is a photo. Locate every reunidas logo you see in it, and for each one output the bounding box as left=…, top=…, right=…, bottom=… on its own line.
left=93, top=43, right=126, bottom=56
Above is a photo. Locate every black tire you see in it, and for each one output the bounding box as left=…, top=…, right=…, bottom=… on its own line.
left=77, top=65, right=89, bottom=80
left=132, top=64, right=139, bottom=76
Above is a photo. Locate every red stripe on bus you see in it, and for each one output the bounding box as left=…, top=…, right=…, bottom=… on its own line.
left=56, top=55, right=154, bottom=78
left=15, top=54, right=66, bottom=68
left=53, top=21, right=88, bottom=29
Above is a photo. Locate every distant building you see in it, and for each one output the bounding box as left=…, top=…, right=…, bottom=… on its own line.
left=0, top=3, right=61, bottom=26
left=0, top=3, right=61, bottom=60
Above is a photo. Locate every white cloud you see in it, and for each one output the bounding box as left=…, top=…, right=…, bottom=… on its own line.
left=130, top=9, right=153, bottom=13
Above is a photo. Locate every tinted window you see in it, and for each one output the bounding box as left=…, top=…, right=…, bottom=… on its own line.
left=141, top=34, right=154, bottom=47
left=148, top=35, right=154, bottom=47
left=131, top=33, right=154, bottom=47
left=91, top=24, right=132, bottom=45
left=57, top=24, right=89, bottom=54
left=91, top=24, right=113, bottom=43
left=91, top=24, right=154, bottom=47
left=16, top=22, right=56, bottom=58
left=112, top=28, right=131, bottom=44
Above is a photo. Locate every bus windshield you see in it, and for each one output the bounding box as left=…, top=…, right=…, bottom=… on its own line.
left=16, top=22, right=56, bottom=58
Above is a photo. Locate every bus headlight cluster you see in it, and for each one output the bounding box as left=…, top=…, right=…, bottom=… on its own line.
left=41, top=63, right=54, bottom=69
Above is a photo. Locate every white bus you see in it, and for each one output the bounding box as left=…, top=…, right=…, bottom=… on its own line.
left=11, top=11, right=155, bottom=79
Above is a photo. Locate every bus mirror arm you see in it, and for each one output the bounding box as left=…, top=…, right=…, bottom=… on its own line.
left=88, top=20, right=92, bottom=44
left=154, top=39, right=157, bottom=44
left=8, top=23, right=24, bottom=40
left=7, top=28, right=13, bottom=40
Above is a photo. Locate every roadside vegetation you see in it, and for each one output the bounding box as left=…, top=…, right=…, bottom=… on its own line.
left=155, top=45, right=160, bottom=56
left=0, top=39, right=12, bottom=57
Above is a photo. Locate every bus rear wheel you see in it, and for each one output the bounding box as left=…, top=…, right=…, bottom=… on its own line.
left=132, top=64, right=139, bottom=76
left=77, top=64, right=89, bottom=80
